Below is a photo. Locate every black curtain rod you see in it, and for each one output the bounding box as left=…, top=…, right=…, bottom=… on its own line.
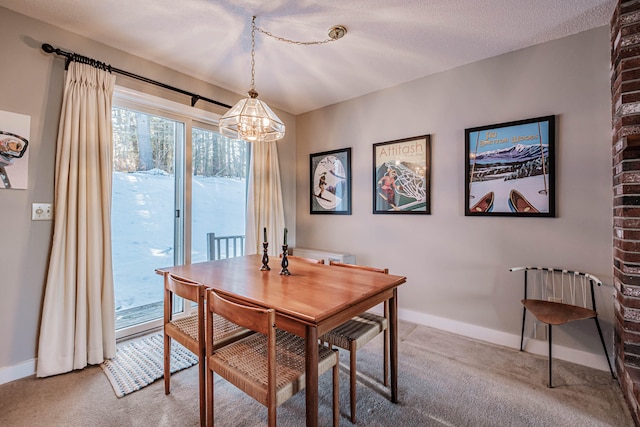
left=41, top=43, right=232, bottom=109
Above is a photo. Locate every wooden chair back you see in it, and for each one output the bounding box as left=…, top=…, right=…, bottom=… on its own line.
left=329, top=260, right=388, bottom=274
left=208, top=290, right=275, bottom=336
left=279, top=254, right=325, bottom=264
left=165, top=274, right=205, bottom=347
left=166, top=273, right=205, bottom=307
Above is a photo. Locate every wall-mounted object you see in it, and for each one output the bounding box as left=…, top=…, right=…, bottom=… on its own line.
left=373, top=135, right=431, bottom=214
left=0, top=110, right=30, bottom=190
left=310, top=147, right=352, bottom=215
left=465, top=115, right=555, bottom=217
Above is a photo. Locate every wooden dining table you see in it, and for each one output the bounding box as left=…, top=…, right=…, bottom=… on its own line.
left=156, top=254, right=406, bottom=427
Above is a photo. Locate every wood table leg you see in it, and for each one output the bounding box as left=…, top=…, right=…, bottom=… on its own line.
left=390, top=288, right=399, bottom=403
left=306, top=324, right=319, bottom=427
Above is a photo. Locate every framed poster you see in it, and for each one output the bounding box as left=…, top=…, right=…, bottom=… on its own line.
left=465, top=115, right=555, bottom=217
left=310, top=147, right=351, bottom=214
left=0, top=110, right=30, bottom=190
left=373, top=135, right=430, bottom=214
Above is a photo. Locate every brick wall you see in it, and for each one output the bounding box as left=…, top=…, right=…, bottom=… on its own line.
left=612, top=1, right=640, bottom=424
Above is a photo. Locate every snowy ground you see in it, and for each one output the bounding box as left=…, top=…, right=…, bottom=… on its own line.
left=468, top=175, right=550, bottom=213
left=111, top=170, right=246, bottom=311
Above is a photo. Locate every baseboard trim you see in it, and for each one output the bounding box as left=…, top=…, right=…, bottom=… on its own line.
left=0, top=358, right=36, bottom=385
left=0, top=308, right=613, bottom=385
left=398, top=308, right=612, bottom=372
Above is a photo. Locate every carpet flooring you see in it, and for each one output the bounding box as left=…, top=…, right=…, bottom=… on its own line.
left=101, top=333, right=198, bottom=397
left=0, top=320, right=633, bottom=426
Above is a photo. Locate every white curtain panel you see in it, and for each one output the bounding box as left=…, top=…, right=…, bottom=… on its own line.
left=245, top=141, right=286, bottom=256
left=37, top=62, right=116, bottom=377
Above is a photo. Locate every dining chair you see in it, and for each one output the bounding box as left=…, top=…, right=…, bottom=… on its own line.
left=510, top=266, right=616, bottom=387
left=321, top=260, right=389, bottom=423
left=205, top=289, right=340, bottom=427
left=164, top=274, right=252, bottom=426
left=279, top=254, right=325, bottom=264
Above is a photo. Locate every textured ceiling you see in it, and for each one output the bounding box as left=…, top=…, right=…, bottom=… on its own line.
left=0, top=0, right=616, bottom=114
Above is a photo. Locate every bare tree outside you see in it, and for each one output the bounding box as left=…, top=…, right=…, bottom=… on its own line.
left=111, top=106, right=248, bottom=330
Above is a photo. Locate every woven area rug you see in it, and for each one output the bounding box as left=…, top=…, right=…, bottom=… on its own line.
left=100, top=333, right=198, bottom=398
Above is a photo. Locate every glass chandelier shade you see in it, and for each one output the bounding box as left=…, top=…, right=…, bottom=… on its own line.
left=219, top=16, right=285, bottom=142
left=219, top=89, right=285, bottom=142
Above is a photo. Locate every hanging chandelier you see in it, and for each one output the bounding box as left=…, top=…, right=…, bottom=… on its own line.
left=219, top=16, right=347, bottom=143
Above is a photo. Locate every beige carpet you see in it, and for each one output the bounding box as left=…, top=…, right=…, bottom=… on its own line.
left=101, top=333, right=198, bottom=397
left=0, top=321, right=633, bottom=426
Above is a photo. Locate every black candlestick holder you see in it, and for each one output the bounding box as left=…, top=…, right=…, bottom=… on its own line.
left=280, top=245, right=290, bottom=275
left=260, top=242, right=270, bottom=271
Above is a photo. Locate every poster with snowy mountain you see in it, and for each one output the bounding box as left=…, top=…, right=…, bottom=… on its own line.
left=465, top=116, right=555, bottom=217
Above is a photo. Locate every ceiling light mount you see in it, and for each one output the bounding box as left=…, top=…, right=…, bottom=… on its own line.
left=328, top=25, right=347, bottom=41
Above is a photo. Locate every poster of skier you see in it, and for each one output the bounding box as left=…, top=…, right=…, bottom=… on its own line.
left=373, top=135, right=430, bottom=214
left=310, top=147, right=351, bottom=214
left=465, top=115, right=555, bottom=217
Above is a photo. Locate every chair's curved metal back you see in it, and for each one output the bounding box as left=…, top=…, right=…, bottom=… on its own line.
left=510, top=266, right=601, bottom=310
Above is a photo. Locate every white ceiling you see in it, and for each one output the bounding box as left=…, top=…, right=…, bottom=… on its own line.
left=0, top=0, right=616, bottom=115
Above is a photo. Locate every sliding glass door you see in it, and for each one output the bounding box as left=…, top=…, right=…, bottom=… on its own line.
left=111, top=106, right=185, bottom=335
left=191, top=125, right=248, bottom=263
left=110, top=88, right=248, bottom=339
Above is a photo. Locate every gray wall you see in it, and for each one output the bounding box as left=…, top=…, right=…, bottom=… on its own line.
left=0, top=7, right=296, bottom=377
left=0, top=4, right=613, bottom=377
left=296, top=27, right=614, bottom=368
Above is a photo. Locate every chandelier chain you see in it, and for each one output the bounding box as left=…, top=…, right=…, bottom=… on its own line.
left=253, top=19, right=341, bottom=46
left=250, top=16, right=256, bottom=91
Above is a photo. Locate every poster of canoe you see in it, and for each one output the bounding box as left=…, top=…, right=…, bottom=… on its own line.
left=0, top=110, right=31, bottom=190
left=373, top=135, right=430, bottom=214
left=465, top=116, right=555, bottom=217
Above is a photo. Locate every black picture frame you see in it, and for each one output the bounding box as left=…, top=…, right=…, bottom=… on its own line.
left=310, top=147, right=352, bottom=215
left=373, top=135, right=431, bottom=214
left=465, top=115, right=556, bottom=217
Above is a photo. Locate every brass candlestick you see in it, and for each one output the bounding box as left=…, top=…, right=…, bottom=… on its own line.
left=260, top=242, right=270, bottom=271
left=280, top=245, right=290, bottom=275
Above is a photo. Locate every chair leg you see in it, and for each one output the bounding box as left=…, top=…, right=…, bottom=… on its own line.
left=199, top=353, right=206, bottom=427
left=593, top=317, right=616, bottom=379
left=383, top=327, right=389, bottom=387
left=333, top=354, right=340, bottom=427
left=268, top=404, right=276, bottom=427
left=383, top=301, right=389, bottom=387
left=547, top=325, right=553, bottom=388
left=350, top=342, right=357, bottom=424
left=520, top=307, right=527, bottom=351
left=206, top=367, right=213, bottom=427
left=164, top=334, right=171, bottom=395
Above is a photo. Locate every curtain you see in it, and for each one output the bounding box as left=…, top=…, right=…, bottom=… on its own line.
left=37, top=62, right=116, bottom=377
left=245, top=141, right=286, bottom=256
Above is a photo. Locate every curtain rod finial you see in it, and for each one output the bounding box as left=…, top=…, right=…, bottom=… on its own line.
left=42, top=43, right=55, bottom=53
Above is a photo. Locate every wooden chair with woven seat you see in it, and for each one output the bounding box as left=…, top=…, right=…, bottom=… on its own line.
left=279, top=254, right=325, bottom=264
left=164, top=273, right=252, bottom=427
left=510, top=266, right=616, bottom=387
left=205, top=289, right=340, bottom=427
left=321, top=260, right=389, bottom=423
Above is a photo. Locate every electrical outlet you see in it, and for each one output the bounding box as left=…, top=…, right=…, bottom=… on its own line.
left=32, top=203, right=53, bottom=221
left=548, top=297, right=563, bottom=303
left=533, top=322, right=547, bottom=340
